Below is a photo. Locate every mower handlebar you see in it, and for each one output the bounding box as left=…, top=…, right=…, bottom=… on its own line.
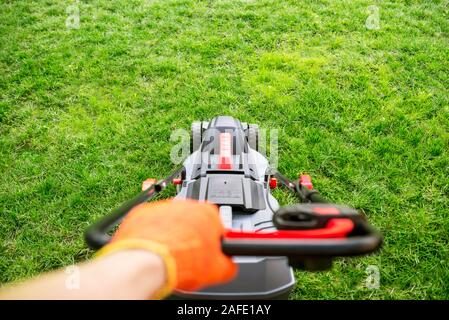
left=85, top=167, right=183, bottom=250
left=85, top=167, right=382, bottom=269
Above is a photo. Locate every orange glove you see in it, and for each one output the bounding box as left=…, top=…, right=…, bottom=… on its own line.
left=96, top=199, right=237, bottom=299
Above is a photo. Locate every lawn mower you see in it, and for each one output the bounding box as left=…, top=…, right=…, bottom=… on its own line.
left=85, top=116, right=382, bottom=299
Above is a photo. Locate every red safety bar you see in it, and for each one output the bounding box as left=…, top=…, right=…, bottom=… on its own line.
left=225, top=218, right=354, bottom=240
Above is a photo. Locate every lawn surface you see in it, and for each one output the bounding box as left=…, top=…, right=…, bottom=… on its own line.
left=0, top=0, right=448, bottom=299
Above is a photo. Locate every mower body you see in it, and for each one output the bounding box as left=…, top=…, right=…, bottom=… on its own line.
left=173, top=116, right=295, bottom=299
left=85, top=115, right=382, bottom=299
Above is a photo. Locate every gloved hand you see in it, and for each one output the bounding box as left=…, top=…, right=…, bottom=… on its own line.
left=96, top=199, right=237, bottom=299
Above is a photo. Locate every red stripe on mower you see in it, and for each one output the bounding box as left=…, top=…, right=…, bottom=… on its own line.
left=218, top=132, right=232, bottom=169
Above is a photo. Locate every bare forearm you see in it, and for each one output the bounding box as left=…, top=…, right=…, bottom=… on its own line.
left=0, top=250, right=166, bottom=300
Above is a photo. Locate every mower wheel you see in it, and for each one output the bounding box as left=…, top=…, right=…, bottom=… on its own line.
left=191, top=121, right=203, bottom=152
left=248, top=124, right=259, bottom=151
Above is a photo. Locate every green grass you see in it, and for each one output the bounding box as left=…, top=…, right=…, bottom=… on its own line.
left=0, top=0, right=448, bottom=299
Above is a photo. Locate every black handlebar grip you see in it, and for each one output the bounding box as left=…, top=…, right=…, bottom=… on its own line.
left=85, top=167, right=184, bottom=249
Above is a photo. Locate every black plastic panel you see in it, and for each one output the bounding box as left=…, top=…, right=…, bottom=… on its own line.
left=186, top=174, right=266, bottom=212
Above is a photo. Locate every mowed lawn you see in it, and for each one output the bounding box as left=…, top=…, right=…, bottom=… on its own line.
left=0, top=0, right=448, bottom=299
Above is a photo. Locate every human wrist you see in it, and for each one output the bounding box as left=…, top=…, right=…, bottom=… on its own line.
left=96, top=239, right=177, bottom=299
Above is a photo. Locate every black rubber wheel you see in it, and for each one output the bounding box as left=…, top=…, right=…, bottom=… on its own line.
left=191, top=121, right=203, bottom=152
left=248, top=124, right=259, bottom=151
